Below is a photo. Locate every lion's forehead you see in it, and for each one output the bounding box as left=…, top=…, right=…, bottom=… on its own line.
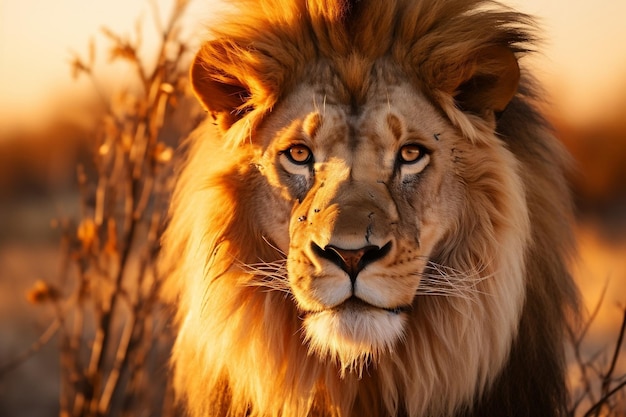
left=267, top=82, right=451, bottom=161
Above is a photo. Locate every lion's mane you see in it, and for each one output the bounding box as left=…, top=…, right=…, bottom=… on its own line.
left=160, top=1, right=579, bottom=416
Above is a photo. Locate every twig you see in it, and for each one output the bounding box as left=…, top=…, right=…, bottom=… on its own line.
left=0, top=319, right=61, bottom=376
left=568, top=283, right=610, bottom=409
left=576, top=279, right=609, bottom=345
left=97, top=311, right=138, bottom=415
left=583, top=380, right=626, bottom=417
left=601, top=308, right=626, bottom=394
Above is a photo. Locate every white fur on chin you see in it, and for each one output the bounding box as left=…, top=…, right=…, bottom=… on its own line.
left=303, top=306, right=408, bottom=376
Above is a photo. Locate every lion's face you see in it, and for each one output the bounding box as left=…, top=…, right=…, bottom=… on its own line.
left=164, top=2, right=577, bottom=415
left=257, top=79, right=468, bottom=367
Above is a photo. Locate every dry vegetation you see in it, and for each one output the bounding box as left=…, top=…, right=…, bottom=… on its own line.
left=1, top=1, right=200, bottom=415
left=0, top=0, right=624, bottom=416
left=568, top=302, right=626, bottom=416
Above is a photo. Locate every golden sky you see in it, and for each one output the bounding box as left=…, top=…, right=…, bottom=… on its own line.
left=1, top=0, right=625, bottom=131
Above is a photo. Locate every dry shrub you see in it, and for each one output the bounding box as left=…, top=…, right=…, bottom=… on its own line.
left=1, top=1, right=201, bottom=416
left=568, top=297, right=626, bottom=417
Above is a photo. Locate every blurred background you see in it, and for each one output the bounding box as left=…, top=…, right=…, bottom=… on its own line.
left=1, top=0, right=625, bottom=415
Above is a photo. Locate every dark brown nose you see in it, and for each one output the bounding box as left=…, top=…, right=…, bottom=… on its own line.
left=312, top=242, right=392, bottom=283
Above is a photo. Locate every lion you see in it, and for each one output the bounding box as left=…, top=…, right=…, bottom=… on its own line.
left=160, top=0, right=579, bottom=416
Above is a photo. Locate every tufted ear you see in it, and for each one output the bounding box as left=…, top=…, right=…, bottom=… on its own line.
left=441, top=46, right=520, bottom=116
left=190, top=43, right=253, bottom=129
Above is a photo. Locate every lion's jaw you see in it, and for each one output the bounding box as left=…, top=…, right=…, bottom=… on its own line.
left=302, top=305, right=408, bottom=373
left=259, top=82, right=466, bottom=372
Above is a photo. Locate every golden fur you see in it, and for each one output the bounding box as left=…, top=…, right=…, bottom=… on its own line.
left=160, top=1, right=578, bottom=416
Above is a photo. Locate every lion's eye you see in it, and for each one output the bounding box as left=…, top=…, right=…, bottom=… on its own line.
left=398, top=144, right=426, bottom=164
left=285, top=145, right=313, bottom=165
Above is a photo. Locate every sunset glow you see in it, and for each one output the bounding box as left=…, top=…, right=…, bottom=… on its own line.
left=1, top=0, right=626, bottom=131
left=1, top=2, right=624, bottom=415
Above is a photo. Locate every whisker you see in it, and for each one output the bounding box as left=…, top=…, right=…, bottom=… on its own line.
left=237, top=258, right=292, bottom=295
left=414, top=259, right=496, bottom=303
left=261, top=235, right=287, bottom=257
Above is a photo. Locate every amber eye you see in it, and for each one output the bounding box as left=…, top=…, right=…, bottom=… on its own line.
left=398, top=144, right=425, bottom=164
left=285, top=145, right=313, bottom=165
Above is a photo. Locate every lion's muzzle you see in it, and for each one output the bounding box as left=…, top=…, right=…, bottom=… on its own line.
left=285, top=173, right=419, bottom=367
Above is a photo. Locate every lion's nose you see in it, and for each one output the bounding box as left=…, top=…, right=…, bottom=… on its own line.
left=312, top=242, right=392, bottom=283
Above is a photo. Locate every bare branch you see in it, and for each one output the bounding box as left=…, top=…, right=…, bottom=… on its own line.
left=601, top=308, right=626, bottom=393
left=0, top=319, right=61, bottom=376
left=583, top=380, right=626, bottom=417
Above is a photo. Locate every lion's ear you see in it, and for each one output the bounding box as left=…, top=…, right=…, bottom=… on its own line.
left=190, top=43, right=252, bottom=129
left=445, top=46, right=520, bottom=116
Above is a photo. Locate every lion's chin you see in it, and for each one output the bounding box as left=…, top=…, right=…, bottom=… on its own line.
left=302, top=300, right=408, bottom=376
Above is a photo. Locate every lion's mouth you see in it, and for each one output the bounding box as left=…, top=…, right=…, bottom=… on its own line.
left=307, top=296, right=411, bottom=316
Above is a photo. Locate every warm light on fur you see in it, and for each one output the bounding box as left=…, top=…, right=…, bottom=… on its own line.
left=160, top=1, right=579, bottom=416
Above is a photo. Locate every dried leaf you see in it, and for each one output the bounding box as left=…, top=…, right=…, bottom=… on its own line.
left=153, top=142, right=173, bottom=163
left=100, top=26, right=119, bottom=43
left=160, top=83, right=174, bottom=94
left=77, top=218, right=97, bottom=250
left=109, top=42, right=137, bottom=63
left=98, top=143, right=111, bottom=156
left=26, top=280, right=59, bottom=305
left=69, top=55, right=90, bottom=80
